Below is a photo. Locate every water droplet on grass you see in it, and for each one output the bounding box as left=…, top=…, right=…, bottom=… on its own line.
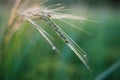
left=52, top=46, right=56, bottom=50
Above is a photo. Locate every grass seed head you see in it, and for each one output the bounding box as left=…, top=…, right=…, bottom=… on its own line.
left=14, top=0, right=91, bottom=70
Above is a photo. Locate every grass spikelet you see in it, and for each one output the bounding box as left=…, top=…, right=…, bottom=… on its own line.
left=8, top=0, right=93, bottom=70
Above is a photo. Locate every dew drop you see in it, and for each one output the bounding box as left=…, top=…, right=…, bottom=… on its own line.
left=57, top=3, right=63, bottom=6
left=52, top=46, right=56, bottom=50
left=83, top=55, right=87, bottom=58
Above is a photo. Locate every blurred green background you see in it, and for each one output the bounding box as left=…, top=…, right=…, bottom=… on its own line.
left=0, top=0, right=120, bottom=80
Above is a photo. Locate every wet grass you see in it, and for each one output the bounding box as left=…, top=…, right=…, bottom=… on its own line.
left=0, top=4, right=120, bottom=80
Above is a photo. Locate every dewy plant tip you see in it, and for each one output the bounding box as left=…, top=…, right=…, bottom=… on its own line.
left=11, top=0, right=92, bottom=70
